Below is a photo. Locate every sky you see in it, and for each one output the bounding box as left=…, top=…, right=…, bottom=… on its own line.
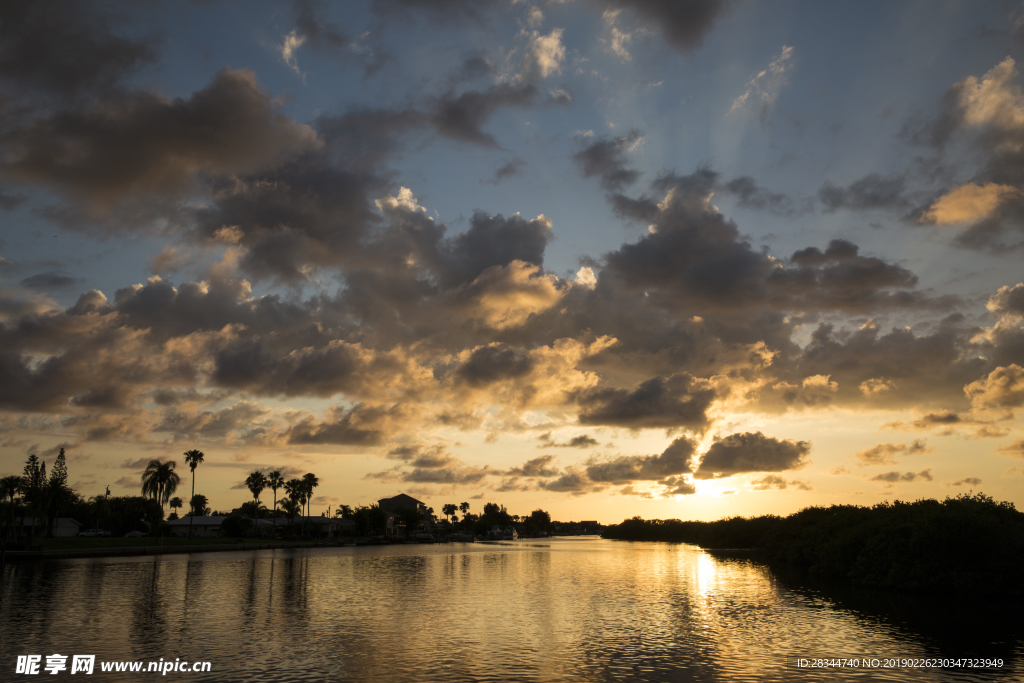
left=2, top=0, right=1024, bottom=524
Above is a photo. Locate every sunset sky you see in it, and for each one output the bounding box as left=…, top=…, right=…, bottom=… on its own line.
left=2, top=0, right=1024, bottom=523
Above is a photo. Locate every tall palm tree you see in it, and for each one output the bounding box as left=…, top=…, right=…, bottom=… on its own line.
left=183, top=449, right=205, bottom=539
left=140, top=460, right=181, bottom=509
left=459, top=501, right=470, bottom=530
left=302, top=473, right=319, bottom=518
left=245, top=471, right=267, bottom=537
left=169, top=496, right=183, bottom=519
left=266, top=471, right=283, bottom=536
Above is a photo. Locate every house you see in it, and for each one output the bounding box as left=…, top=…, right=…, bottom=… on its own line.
left=14, top=517, right=83, bottom=537
left=377, top=493, right=428, bottom=515
left=294, top=515, right=343, bottom=536
left=166, top=515, right=227, bottom=537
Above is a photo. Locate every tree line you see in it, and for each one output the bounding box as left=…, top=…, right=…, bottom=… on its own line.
left=602, top=493, right=1024, bottom=595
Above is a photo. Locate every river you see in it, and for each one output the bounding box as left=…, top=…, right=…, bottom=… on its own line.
left=1, top=537, right=1019, bottom=681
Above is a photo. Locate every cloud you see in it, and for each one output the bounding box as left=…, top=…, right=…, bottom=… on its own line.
left=818, top=173, right=908, bottom=212
left=521, top=29, right=565, bottom=80
left=694, top=431, right=809, bottom=479
left=0, top=0, right=155, bottom=101
left=920, top=182, right=1022, bottom=225
left=482, top=159, right=525, bottom=185
left=20, top=272, right=82, bottom=291
left=575, top=373, right=716, bottom=430
left=749, top=474, right=811, bottom=491
left=572, top=130, right=644, bottom=192
left=946, top=477, right=982, bottom=487
left=997, top=439, right=1024, bottom=457
left=854, top=439, right=929, bottom=467
left=430, top=82, right=537, bottom=147
left=540, top=434, right=600, bottom=448
left=870, top=469, right=933, bottom=483
left=506, top=454, right=560, bottom=477
left=585, top=436, right=695, bottom=483
left=722, top=176, right=810, bottom=217
left=730, top=45, right=794, bottom=127
left=285, top=403, right=409, bottom=445
left=988, top=283, right=1024, bottom=316
left=965, top=364, right=1024, bottom=411
left=1, top=68, right=322, bottom=214
left=602, top=0, right=732, bottom=52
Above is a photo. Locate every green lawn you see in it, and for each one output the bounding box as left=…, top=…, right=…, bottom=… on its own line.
left=40, top=536, right=250, bottom=551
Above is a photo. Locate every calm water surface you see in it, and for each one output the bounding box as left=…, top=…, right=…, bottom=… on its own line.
left=1, top=538, right=1020, bottom=681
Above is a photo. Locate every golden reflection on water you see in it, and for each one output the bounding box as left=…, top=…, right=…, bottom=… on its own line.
left=1, top=539, right=1019, bottom=682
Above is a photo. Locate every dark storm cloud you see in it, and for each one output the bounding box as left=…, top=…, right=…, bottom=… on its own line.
left=601, top=0, right=732, bottom=52
left=818, top=173, right=909, bottom=212
left=211, top=337, right=412, bottom=400
left=572, top=130, right=644, bottom=192
left=436, top=211, right=553, bottom=287
left=585, top=436, right=695, bottom=483
left=19, top=272, right=82, bottom=291
left=598, top=170, right=954, bottom=316
left=455, top=344, right=534, bottom=387
left=574, top=373, right=716, bottom=430
left=430, top=82, right=537, bottom=147
left=1, top=68, right=321, bottom=213
left=785, top=317, right=988, bottom=412
left=194, top=158, right=379, bottom=282
left=112, top=277, right=316, bottom=341
left=0, top=0, right=155, bottom=102
left=694, top=432, right=809, bottom=479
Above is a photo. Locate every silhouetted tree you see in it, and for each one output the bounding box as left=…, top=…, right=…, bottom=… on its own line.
left=140, top=460, right=180, bottom=510
left=266, top=471, right=284, bottom=535
left=189, top=494, right=210, bottom=517
left=183, top=449, right=204, bottom=538
left=245, top=470, right=267, bottom=536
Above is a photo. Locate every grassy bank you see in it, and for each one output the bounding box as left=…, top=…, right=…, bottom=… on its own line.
left=602, top=493, right=1024, bottom=595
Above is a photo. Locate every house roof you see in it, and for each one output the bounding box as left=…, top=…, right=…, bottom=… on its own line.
left=378, top=493, right=424, bottom=507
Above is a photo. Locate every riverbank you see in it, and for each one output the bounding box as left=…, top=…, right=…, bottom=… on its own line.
left=602, top=492, right=1024, bottom=595
left=1, top=538, right=350, bottom=561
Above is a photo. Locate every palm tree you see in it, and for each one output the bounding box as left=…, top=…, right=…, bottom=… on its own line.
left=302, top=472, right=318, bottom=535
left=183, top=449, right=205, bottom=539
left=189, top=494, right=210, bottom=516
left=140, top=460, right=181, bottom=510
left=266, top=471, right=283, bottom=536
left=442, top=503, right=457, bottom=525
left=245, top=471, right=267, bottom=537
left=459, top=501, right=470, bottom=531
left=284, top=479, right=304, bottom=534
left=302, top=473, right=319, bottom=518
left=169, top=496, right=183, bottom=520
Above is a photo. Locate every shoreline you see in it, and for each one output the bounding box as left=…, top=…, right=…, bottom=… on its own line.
left=2, top=540, right=350, bottom=562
